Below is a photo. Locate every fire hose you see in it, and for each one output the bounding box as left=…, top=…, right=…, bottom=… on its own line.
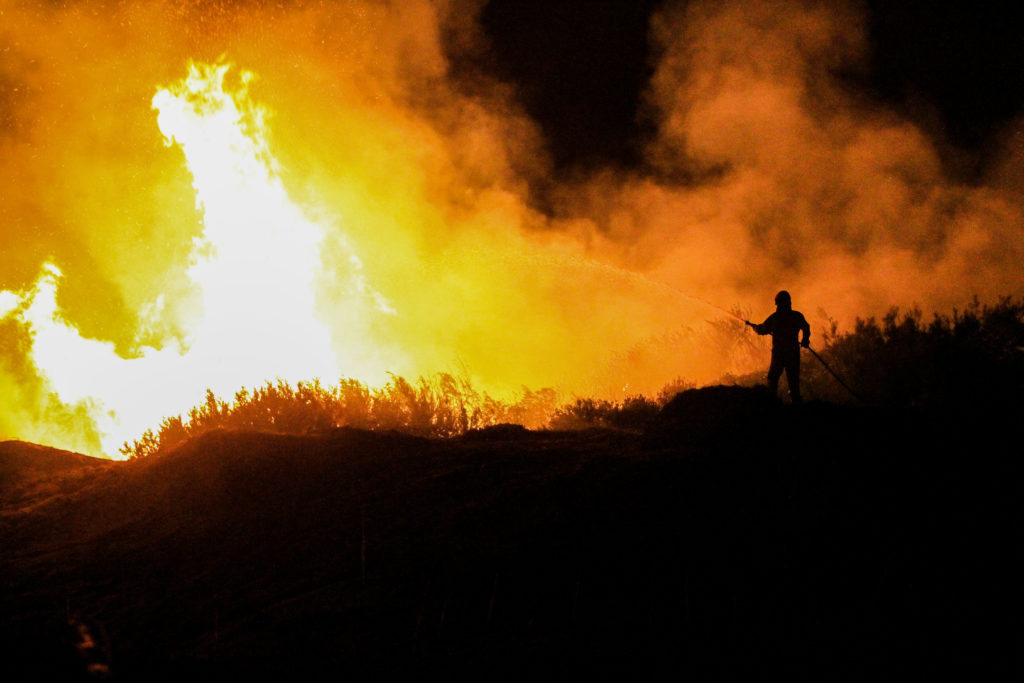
left=802, top=345, right=864, bottom=403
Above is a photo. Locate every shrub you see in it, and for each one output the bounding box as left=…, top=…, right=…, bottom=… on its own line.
left=120, top=373, right=561, bottom=459
left=548, top=395, right=661, bottom=432
left=801, top=297, right=1024, bottom=412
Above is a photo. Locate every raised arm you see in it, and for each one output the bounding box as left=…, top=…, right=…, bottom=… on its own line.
left=745, top=314, right=774, bottom=336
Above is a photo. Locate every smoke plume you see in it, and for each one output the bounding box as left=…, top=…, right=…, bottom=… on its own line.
left=564, top=0, right=1024, bottom=322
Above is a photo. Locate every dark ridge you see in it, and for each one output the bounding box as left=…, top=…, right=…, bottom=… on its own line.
left=658, top=384, right=779, bottom=429
left=0, top=392, right=1014, bottom=680
left=0, top=441, right=112, bottom=514
left=0, top=440, right=108, bottom=482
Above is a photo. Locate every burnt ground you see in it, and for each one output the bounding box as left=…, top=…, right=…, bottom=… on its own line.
left=0, top=386, right=1016, bottom=681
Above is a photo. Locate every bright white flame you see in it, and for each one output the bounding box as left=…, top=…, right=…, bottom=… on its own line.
left=19, top=264, right=191, bottom=435
left=153, top=63, right=339, bottom=389
left=1, top=63, right=391, bottom=457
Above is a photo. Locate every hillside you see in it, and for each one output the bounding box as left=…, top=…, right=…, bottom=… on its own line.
left=0, top=387, right=1014, bottom=680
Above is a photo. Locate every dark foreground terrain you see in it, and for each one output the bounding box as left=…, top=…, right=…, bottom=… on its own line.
left=1, top=387, right=1015, bottom=680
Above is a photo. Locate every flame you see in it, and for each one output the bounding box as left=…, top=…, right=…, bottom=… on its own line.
left=151, top=63, right=393, bottom=388
left=1, top=63, right=396, bottom=457
left=0, top=57, right=699, bottom=460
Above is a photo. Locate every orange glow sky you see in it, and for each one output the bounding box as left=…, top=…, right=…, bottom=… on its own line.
left=2, top=0, right=1022, bottom=456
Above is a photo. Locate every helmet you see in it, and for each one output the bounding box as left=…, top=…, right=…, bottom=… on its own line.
left=774, top=290, right=791, bottom=307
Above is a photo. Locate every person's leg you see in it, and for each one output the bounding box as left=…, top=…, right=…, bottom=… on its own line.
left=767, top=355, right=783, bottom=396
left=786, top=353, right=802, bottom=404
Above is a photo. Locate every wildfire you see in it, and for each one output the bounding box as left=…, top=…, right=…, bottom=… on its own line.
left=1, top=63, right=395, bottom=457
left=7, top=2, right=1016, bottom=459
left=15, top=0, right=959, bottom=459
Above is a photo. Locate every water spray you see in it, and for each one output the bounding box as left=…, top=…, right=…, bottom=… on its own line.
left=680, top=294, right=747, bottom=322
left=567, top=253, right=748, bottom=323
left=643, top=278, right=749, bottom=322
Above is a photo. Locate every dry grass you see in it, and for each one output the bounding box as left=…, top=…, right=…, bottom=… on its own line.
left=121, top=373, right=562, bottom=458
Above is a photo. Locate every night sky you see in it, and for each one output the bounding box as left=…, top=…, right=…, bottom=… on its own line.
left=478, top=0, right=1024, bottom=177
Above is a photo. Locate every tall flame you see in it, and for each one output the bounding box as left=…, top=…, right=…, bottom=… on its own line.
left=152, top=63, right=369, bottom=388
left=1, top=63, right=392, bottom=457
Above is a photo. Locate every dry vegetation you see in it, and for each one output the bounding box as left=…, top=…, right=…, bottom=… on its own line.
left=121, top=374, right=555, bottom=458
left=121, top=298, right=1024, bottom=459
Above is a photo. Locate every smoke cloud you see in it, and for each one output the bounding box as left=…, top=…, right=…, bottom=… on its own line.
left=561, top=0, right=1024, bottom=323
left=1, top=0, right=1021, bottom=455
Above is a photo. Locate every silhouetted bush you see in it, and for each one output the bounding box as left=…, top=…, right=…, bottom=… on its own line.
left=801, top=297, right=1024, bottom=412
left=548, top=394, right=663, bottom=431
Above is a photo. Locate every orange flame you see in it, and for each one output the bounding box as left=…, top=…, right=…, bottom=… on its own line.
left=2, top=63, right=401, bottom=457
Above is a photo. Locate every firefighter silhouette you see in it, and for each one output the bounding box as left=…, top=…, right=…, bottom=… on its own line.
left=747, top=291, right=810, bottom=404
